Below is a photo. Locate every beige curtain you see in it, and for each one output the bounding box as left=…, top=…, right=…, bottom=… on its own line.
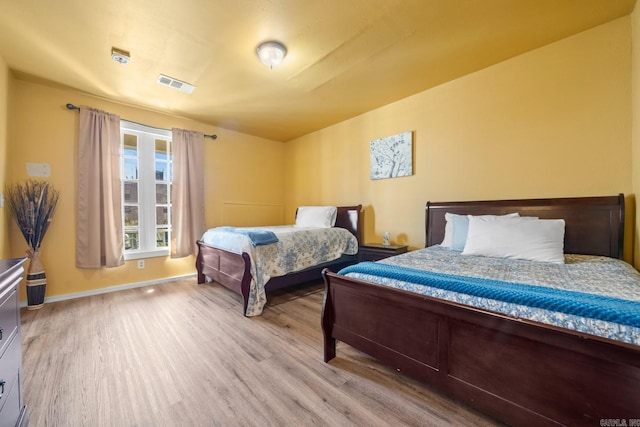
left=171, top=128, right=205, bottom=257
left=76, top=107, right=124, bottom=268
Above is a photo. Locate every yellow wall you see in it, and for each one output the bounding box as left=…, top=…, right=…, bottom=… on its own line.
left=285, top=18, right=634, bottom=262
left=0, top=55, right=9, bottom=258
left=7, top=80, right=285, bottom=301
left=632, top=6, right=640, bottom=268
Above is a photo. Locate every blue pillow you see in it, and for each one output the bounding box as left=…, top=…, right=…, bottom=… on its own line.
left=451, top=215, right=470, bottom=251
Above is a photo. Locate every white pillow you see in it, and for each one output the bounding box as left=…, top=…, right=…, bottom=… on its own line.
left=462, top=216, right=565, bottom=264
left=294, top=206, right=338, bottom=228
left=440, top=212, right=520, bottom=249
left=440, top=213, right=456, bottom=247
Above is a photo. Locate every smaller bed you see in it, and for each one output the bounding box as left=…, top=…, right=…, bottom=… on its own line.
left=197, top=205, right=362, bottom=316
left=322, top=195, right=640, bottom=426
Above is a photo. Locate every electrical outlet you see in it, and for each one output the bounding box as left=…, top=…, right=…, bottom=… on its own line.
left=137, top=260, right=145, bottom=269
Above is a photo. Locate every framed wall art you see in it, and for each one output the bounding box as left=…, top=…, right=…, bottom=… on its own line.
left=369, top=131, right=413, bottom=180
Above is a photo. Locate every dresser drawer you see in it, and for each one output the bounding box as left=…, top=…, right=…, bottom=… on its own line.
left=0, top=285, right=19, bottom=358
left=0, top=334, right=21, bottom=423
left=0, top=258, right=26, bottom=427
left=0, top=370, right=19, bottom=427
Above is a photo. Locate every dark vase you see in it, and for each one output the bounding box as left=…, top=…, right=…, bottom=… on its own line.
left=26, top=250, right=46, bottom=310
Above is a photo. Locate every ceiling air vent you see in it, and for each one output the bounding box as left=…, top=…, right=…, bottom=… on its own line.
left=156, top=74, right=196, bottom=94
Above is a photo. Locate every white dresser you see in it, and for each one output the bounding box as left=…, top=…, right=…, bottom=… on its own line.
left=0, top=258, right=28, bottom=427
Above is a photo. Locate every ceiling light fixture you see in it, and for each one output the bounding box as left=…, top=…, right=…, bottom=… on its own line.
left=111, top=47, right=130, bottom=65
left=256, top=41, right=287, bottom=68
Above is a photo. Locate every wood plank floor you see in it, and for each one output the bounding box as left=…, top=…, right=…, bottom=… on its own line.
left=20, top=278, right=503, bottom=426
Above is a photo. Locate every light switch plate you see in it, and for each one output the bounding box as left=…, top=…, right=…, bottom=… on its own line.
left=26, top=162, right=51, bottom=177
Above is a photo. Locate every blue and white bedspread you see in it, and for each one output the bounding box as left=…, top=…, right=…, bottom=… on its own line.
left=201, top=225, right=358, bottom=316
left=339, top=246, right=640, bottom=345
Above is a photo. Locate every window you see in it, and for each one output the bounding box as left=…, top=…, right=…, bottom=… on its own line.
left=121, top=122, right=172, bottom=260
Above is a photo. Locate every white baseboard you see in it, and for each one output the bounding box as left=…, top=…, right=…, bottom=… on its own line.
left=19, top=273, right=198, bottom=308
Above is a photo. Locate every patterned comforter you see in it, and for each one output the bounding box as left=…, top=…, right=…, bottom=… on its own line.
left=341, top=246, right=640, bottom=345
left=201, top=225, right=359, bottom=316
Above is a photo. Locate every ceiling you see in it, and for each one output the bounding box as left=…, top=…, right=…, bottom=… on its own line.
left=0, top=0, right=636, bottom=142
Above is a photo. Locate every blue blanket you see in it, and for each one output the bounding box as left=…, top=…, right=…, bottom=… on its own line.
left=339, top=262, right=640, bottom=328
left=216, top=227, right=279, bottom=247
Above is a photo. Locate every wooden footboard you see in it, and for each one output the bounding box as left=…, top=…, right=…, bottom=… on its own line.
left=322, top=269, right=640, bottom=426
left=196, top=241, right=252, bottom=311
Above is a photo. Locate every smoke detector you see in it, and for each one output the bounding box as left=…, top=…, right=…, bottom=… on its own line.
left=156, top=74, right=196, bottom=94
left=111, top=47, right=130, bottom=65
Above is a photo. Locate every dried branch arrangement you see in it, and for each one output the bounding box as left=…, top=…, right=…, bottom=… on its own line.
left=5, top=179, right=60, bottom=252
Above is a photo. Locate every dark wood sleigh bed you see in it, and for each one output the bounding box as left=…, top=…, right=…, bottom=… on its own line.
left=196, top=205, right=362, bottom=315
left=322, top=195, right=640, bottom=426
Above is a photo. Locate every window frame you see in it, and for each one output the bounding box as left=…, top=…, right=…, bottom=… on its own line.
left=120, top=121, right=172, bottom=261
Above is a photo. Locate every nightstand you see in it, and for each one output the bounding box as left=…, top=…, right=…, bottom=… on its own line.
left=358, top=243, right=408, bottom=262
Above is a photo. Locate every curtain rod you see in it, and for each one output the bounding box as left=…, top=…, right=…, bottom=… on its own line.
left=65, top=103, right=218, bottom=140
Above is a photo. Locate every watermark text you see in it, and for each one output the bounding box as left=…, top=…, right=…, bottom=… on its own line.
left=600, top=419, right=640, bottom=427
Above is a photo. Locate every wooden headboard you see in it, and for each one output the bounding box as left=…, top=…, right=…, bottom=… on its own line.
left=294, top=205, right=363, bottom=245
left=336, top=205, right=363, bottom=245
left=425, top=195, right=624, bottom=259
